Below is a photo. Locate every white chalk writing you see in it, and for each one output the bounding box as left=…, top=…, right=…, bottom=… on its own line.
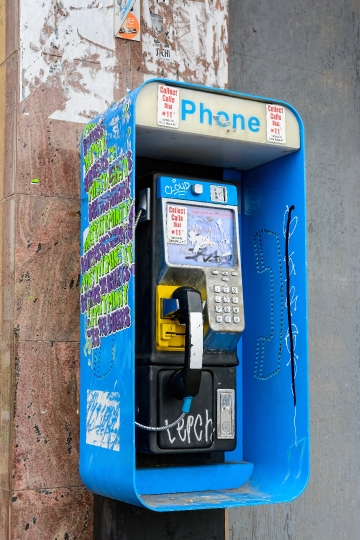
left=165, top=410, right=213, bottom=445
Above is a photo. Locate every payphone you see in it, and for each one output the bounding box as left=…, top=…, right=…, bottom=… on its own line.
left=135, top=175, right=243, bottom=453
left=79, top=79, right=309, bottom=511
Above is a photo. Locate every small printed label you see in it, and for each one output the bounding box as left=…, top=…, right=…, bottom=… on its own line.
left=217, top=389, right=235, bottom=439
left=210, top=185, right=227, bottom=203
left=167, top=204, right=187, bottom=244
left=266, top=104, right=286, bottom=144
left=157, top=84, right=180, bottom=129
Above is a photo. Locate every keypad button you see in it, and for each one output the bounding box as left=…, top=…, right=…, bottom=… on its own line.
left=222, top=286, right=229, bottom=293
left=222, top=277, right=229, bottom=282
left=214, top=285, right=221, bottom=293
left=223, top=296, right=230, bottom=303
left=222, top=271, right=229, bottom=276
left=224, top=306, right=231, bottom=313
left=231, top=286, right=238, bottom=294
left=224, top=316, right=231, bottom=323
left=231, top=271, right=238, bottom=276
left=232, top=296, right=239, bottom=304
left=215, top=296, right=222, bottom=303
left=233, top=306, right=239, bottom=313
left=233, top=316, right=240, bottom=323
left=212, top=270, right=219, bottom=275
left=215, top=305, right=223, bottom=313
left=216, top=315, right=223, bottom=323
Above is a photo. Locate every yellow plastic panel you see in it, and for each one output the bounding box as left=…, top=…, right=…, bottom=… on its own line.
left=156, top=285, right=186, bottom=351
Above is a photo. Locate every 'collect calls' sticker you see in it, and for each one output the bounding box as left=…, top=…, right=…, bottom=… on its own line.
left=167, top=204, right=187, bottom=244
left=266, top=104, right=286, bottom=144
left=157, top=84, right=180, bottom=129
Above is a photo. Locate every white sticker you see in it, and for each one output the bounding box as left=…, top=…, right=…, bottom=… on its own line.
left=189, top=312, right=203, bottom=370
left=154, top=40, right=172, bottom=61
left=167, top=204, right=187, bottom=244
left=86, top=390, right=120, bottom=451
left=157, top=84, right=180, bottom=129
left=210, top=185, right=227, bottom=203
left=266, top=104, right=286, bottom=144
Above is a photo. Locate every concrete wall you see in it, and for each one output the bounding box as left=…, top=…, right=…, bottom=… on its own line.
left=228, top=1, right=360, bottom=538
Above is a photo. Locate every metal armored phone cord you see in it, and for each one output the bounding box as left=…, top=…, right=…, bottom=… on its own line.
left=135, top=397, right=193, bottom=432
left=134, top=208, right=143, bottom=228
left=133, top=207, right=193, bottom=432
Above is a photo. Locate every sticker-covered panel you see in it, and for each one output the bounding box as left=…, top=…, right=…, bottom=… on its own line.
left=166, top=203, right=235, bottom=268
left=79, top=93, right=139, bottom=505
left=80, top=102, right=135, bottom=355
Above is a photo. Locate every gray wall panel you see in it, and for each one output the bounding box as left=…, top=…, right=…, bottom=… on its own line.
left=229, top=1, right=360, bottom=538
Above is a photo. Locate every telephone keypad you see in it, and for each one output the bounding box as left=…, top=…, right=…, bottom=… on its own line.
left=209, top=269, right=243, bottom=330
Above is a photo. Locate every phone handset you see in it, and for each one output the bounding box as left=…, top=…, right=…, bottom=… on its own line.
left=135, top=286, right=203, bottom=432
left=166, top=287, right=203, bottom=405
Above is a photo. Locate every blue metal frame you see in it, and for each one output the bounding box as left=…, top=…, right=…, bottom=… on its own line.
left=79, top=78, right=309, bottom=511
left=156, top=176, right=238, bottom=205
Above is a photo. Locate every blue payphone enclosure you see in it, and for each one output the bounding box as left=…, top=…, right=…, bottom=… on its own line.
left=79, top=79, right=309, bottom=511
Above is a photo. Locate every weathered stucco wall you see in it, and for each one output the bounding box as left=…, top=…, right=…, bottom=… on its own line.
left=228, top=1, right=360, bottom=538
left=0, top=1, right=229, bottom=538
left=20, top=0, right=228, bottom=124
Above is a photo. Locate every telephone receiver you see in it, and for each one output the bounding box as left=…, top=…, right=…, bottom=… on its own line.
left=162, top=286, right=203, bottom=402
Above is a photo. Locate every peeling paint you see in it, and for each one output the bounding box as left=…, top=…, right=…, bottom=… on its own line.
left=141, top=0, right=229, bottom=88
left=20, top=0, right=229, bottom=123
left=20, top=0, right=116, bottom=123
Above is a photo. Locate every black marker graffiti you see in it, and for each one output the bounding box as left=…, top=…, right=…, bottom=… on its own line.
left=285, top=205, right=297, bottom=407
